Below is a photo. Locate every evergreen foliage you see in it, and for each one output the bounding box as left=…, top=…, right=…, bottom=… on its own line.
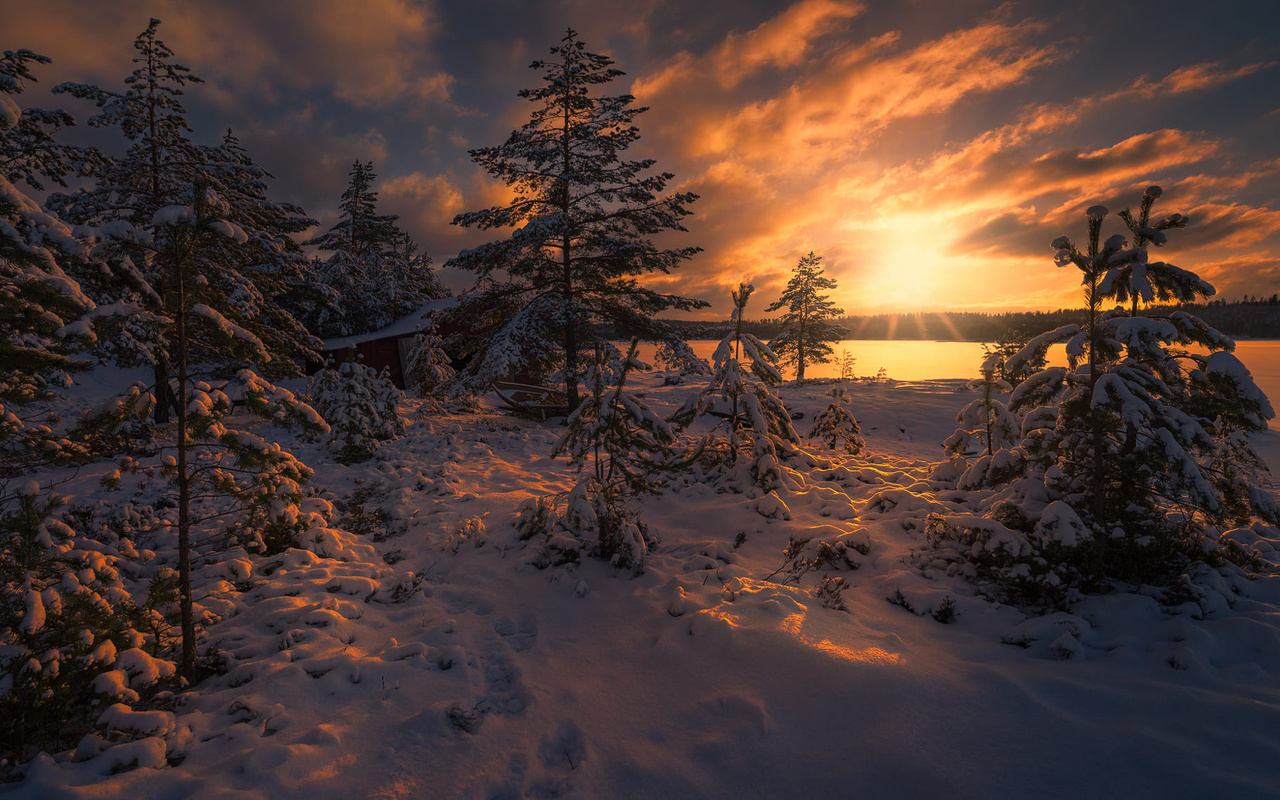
left=306, top=359, right=404, bottom=464
left=672, top=284, right=800, bottom=498
left=447, top=29, right=707, bottom=407
left=299, top=161, right=445, bottom=338
left=807, top=387, right=865, bottom=455
left=0, top=50, right=96, bottom=426
left=48, top=19, right=320, bottom=423
left=0, top=53, right=175, bottom=763
left=927, top=186, right=1278, bottom=604
left=937, top=353, right=1021, bottom=489
left=119, top=185, right=331, bottom=679
left=766, top=252, right=847, bottom=381
left=523, top=340, right=675, bottom=569
left=404, top=326, right=456, bottom=405
left=0, top=484, right=172, bottom=765
left=0, top=50, right=107, bottom=193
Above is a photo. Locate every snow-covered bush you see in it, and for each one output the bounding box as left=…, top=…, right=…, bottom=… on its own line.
left=0, top=484, right=171, bottom=766
left=807, top=387, right=865, bottom=455
left=936, top=353, right=1021, bottom=489
left=306, top=359, right=404, bottom=463
left=404, top=326, right=455, bottom=412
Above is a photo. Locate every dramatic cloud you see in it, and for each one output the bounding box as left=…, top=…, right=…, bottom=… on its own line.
left=7, top=0, right=1280, bottom=313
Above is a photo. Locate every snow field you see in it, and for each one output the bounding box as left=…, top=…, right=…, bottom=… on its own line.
left=9, top=374, right=1280, bottom=799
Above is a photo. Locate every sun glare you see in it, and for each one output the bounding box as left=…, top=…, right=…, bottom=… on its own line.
left=855, top=213, right=959, bottom=311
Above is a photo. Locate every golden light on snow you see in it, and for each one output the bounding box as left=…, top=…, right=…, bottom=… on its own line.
left=780, top=613, right=904, bottom=666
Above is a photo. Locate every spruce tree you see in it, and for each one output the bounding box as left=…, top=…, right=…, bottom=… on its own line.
left=197, top=129, right=323, bottom=372
left=404, top=325, right=456, bottom=410
left=1, top=53, right=170, bottom=761
left=767, top=252, right=847, bottom=381
left=50, top=19, right=321, bottom=416
left=304, top=161, right=402, bottom=257
left=138, top=183, right=329, bottom=681
left=549, top=340, right=674, bottom=567
left=47, top=19, right=208, bottom=422
left=300, top=161, right=444, bottom=338
left=938, top=353, right=1021, bottom=489
left=0, top=48, right=98, bottom=465
left=447, top=29, right=706, bottom=408
left=807, top=387, right=865, bottom=456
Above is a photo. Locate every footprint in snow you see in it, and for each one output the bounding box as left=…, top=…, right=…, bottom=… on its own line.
left=537, top=720, right=587, bottom=771
left=478, top=655, right=532, bottom=716
left=438, top=587, right=495, bottom=616
left=492, top=613, right=538, bottom=652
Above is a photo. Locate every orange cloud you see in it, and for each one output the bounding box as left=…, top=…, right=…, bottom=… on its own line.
left=668, top=19, right=1058, bottom=168
left=710, top=0, right=866, bottom=86
left=5, top=0, right=456, bottom=111
left=380, top=172, right=469, bottom=248
left=1106, top=60, right=1276, bottom=102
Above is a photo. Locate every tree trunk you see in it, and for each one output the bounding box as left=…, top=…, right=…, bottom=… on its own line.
left=560, top=65, right=579, bottom=411
left=153, top=358, right=173, bottom=425
left=174, top=250, right=196, bottom=683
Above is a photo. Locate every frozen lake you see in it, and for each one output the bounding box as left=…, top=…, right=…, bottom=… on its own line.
left=670, top=338, right=1280, bottom=429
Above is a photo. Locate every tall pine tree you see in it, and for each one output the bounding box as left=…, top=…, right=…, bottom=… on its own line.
left=766, top=251, right=847, bottom=381
left=50, top=20, right=321, bottom=416
left=1, top=51, right=173, bottom=762
left=447, top=29, right=706, bottom=408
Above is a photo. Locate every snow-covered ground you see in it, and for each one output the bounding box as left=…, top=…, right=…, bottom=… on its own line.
left=8, top=373, right=1280, bottom=800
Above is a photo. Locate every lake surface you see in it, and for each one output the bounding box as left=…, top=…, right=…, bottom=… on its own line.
left=667, top=338, right=1280, bottom=429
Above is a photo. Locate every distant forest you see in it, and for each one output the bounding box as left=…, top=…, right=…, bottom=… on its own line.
left=644, top=296, right=1280, bottom=342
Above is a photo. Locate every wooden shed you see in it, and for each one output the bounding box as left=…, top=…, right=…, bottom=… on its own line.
left=315, top=297, right=459, bottom=389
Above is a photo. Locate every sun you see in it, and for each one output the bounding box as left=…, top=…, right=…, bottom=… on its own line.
left=860, top=213, right=959, bottom=312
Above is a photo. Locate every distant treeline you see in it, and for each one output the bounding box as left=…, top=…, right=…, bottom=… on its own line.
left=635, top=297, right=1280, bottom=342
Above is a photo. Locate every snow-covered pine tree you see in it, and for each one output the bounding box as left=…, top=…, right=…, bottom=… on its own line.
left=404, top=325, right=455, bottom=409
left=48, top=21, right=322, bottom=426
left=195, top=129, right=324, bottom=375
left=672, top=284, right=801, bottom=501
left=0, top=50, right=107, bottom=193
left=807, top=387, right=865, bottom=455
left=766, top=251, right=847, bottom=381
left=305, top=161, right=401, bottom=257
left=0, top=47, right=103, bottom=466
left=446, top=29, right=706, bottom=408
left=534, top=339, right=675, bottom=568
left=300, top=160, right=444, bottom=338
left=937, top=352, right=1021, bottom=489
left=930, top=186, right=1276, bottom=600
left=305, top=358, right=404, bottom=464
left=48, top=19, right=204, bottom=423
left=132, top=183, right=331, bottom=681
left=1, top=52, right=171, bottom=763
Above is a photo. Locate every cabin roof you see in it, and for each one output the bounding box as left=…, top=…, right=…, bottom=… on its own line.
left=321, top=296, right=460, bottom=352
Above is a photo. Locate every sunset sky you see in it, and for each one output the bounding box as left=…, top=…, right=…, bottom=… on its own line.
left=8, top=0, right=1280, bottom=316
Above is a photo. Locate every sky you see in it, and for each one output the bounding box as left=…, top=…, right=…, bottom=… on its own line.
left=7, top=0, right=1280, bottom=317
